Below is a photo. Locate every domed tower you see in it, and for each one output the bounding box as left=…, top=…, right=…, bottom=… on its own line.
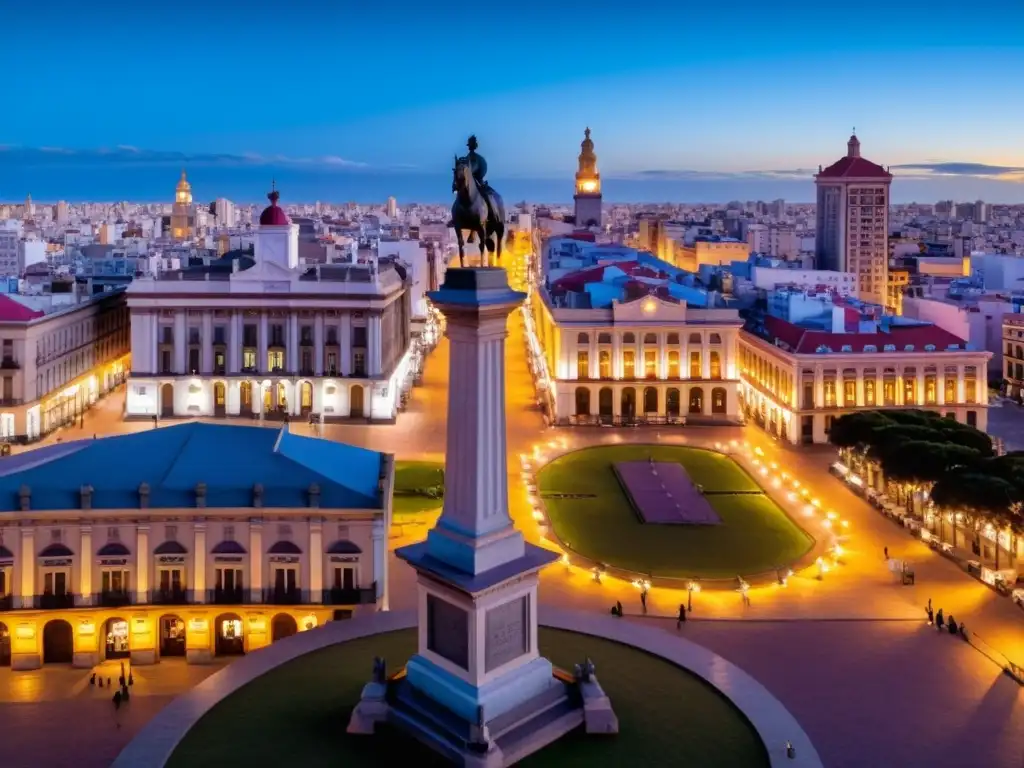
left=170, top=169, right=194, bottom=240
left=254, top=181, right=298, bottom=269
left=573, top=128, right=602, bottom=228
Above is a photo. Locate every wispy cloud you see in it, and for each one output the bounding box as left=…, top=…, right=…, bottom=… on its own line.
left=615, top=162, right=1024, bottom=183
left=890, top=161, right=1024, bottom=180
left=0, top=145, right=372, bottom=170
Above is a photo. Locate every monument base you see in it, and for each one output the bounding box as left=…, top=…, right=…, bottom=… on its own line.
left=347, top=666, right=617, bottom=767
left=405, top=653, right=555, bottom=725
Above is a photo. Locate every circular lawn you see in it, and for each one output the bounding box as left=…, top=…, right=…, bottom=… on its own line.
left=167, top=628, right=768, bottom=768
left=392, top=460, right=444, bottom=515
left=538, top=445, right=813, bottom=580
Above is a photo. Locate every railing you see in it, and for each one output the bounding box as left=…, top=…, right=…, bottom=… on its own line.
left=151, top=587, right=190, bottom=605
left=0, top=358, right=20, bottom=370
left=208, top=587, right=245, bottom=605
left=263, top=587, right=303, bottom=605
left=98, top=589, right=132, bottom=607
left=0, top=594, right=12, bottom=611
left=322, top=585, right=377, bottom=605
left=35, top=592, right=75, bottom=609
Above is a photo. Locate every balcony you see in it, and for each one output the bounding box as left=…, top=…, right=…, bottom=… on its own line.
left=151, top=587, right=189, bottom=605
left=35, top=592, right=75, bottom=610
left=322, top=584, right=377, bottom=606
left=264, top=587, right=303, bottom=605
left=98, top=589, right=132, bottom=607
left=0, top=594, right=12, bottom=611
left=0, top=357, right=19, bottom=370
left=209, top=586, right=245, bottom=605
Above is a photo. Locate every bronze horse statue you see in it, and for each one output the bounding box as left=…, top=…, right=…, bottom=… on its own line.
left=451, top=156, right=505, bottom=267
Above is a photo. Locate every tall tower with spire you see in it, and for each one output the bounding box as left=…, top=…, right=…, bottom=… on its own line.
left=170, top=169, right=195, bottom=240
left=573, top=128, right=602, bottom=228
left=814, top=132, right=892, bottom=306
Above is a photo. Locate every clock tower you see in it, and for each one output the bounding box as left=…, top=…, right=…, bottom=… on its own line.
left=170, top=169, right=194, bottom=241
left=573, top=127, right=602, bottom=228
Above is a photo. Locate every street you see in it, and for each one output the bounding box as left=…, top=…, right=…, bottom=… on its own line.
left=4, top=262, right=1023, bottom=767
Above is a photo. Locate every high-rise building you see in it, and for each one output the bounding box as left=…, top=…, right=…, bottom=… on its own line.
left=386, top=196, right=398, bottom=219
left=213, top=198, right=236, bottom=228
left=170, top=170, right=194, bottom=240
left=54, top=200, right=69, bottom=224
left=23, top=194, right=33, bottom=219
left=973, top=200, right=988, bottom=224
left=814, top=134, right=892, bottom=305
left=573, top=128, right=602, bottom=228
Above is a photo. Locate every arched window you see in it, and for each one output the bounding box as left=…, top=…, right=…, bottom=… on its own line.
left=598, top=387, right=613, bottom=416
left=643, top=333, right=657, bottom=345
left=667, top=350, right=680, bottom=378
left=575, top=387, right=591, bottom=416
left=667, top=332, right=680, bottom=345
left=623, top=332, right=636, bottom=344
left=709, top=333, right=722, bottom=344
left=598, top=332, right=612, bottom=344
left=688, top=387, right=704, bottom=414
left=666, top=388, right=681, bottom=416
left=577, top=332, right=590, bottom=345
left=688, top=333, right=702, bottom=345
left=711, top=387, right=727, bottom=414
left=621, top=387, right=636, bottom=418
left=643, top=386, right=658, bottom=414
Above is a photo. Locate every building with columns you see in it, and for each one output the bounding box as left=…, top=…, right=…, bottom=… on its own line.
left=0, top=286, right=130, bottom=443
left=0, top=422, right=392, bottom=669
left=738, top=313, right=990, bottom=445
left=125, top=187, right=414, bottom=423
left=1002, top=313, right=1024, bottom=400
left=527, top=253, right=743, bottom=426
left=573, top=128, right=602, bottom=228
left=814, top=134, right=892, bottom=306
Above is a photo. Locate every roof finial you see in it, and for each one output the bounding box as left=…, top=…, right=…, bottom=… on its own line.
left=267, top=179, right=280, bottom=206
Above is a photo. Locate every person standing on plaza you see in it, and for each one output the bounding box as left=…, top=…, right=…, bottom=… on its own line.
left=677, top=604, right=687, bottom=629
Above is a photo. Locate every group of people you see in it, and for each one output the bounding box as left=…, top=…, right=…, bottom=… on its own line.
left=926, top=598, right=968, bottom=641
left=90, top=661, right=135, bottom=725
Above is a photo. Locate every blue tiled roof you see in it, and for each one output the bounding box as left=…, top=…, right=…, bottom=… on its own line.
left=0, top=423, right=384, bottom=512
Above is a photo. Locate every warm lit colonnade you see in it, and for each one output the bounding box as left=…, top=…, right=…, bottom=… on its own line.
left=738, top=332, right=990, bottom=444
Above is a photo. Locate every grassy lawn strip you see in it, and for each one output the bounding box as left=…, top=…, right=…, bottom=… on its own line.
left=393, top=460, right=444, bottom=515
left=538, top=445, right=813, bottom=579
left=168, top=628, right=768, bottom=768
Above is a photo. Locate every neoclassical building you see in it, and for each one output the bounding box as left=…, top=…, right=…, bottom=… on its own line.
left=126, top=187, right=414, bottom=423
left=528, top=289, right=742, bottom=426
left=0, top=423, right=391, bottom=669
left=0, top=286, right=130, bottom=443
left=738, top=314, right=990, bottom=444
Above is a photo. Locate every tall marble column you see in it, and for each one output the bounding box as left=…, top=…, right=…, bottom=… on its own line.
left=201, top=312, right=214, bottom=374
left=79, top=526, right=92, bottom=605
left=192, top=523, right=206, bottom=603
left=135, top=525, right=149, bottom=603
left=395, top=267, right=559, bottom=725
left=313, top=313, right=325, bottom=376
left=258, top=313, right=269, bottom=374
left=249, top=520, right=263, bottom=603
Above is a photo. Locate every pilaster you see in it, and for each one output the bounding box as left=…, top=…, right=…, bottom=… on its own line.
left=192, top=522, right=206, bottom=602
left=249, top=519, right=263, bottom=602
left=136, top=525, right=149, bottom=603
left=79, top=526, right=92, bottom=605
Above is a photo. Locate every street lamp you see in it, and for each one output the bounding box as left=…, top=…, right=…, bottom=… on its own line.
left=686, top=580, right=700, bottom=612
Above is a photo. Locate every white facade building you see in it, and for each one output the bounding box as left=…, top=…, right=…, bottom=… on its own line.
left=529, top=293, right=743, bottom=425
left=125, top=188, right=415, bottom=423
left=751, top=266, right=857, bottom=297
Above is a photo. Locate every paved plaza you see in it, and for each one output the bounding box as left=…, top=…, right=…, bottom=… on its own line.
left=3, top=272, right=1023, bottom=767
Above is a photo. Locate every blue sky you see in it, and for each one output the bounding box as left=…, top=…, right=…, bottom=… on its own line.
left=2, top=0, right=1023, bottom=198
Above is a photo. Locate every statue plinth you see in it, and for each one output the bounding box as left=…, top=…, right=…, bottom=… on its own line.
left=349, top=184, right=614, bottom=766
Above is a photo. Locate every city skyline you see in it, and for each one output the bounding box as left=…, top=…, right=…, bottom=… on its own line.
left=3, top=1, right=1024, bottom=201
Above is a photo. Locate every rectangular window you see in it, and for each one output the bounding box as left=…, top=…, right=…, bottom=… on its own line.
left=242, top=349, right=256, bottom=370
left=622, top=351, right=635, bottom=379
left=267, top=350, right=284, bottom=371
left=577, top=351, right=589, bottom=379
left=689, top=351, right=701, bottom=379
left=644, top=350, right=657, bottom=379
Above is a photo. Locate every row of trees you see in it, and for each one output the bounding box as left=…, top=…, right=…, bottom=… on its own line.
left=829, top=410, right=1024, bottom=570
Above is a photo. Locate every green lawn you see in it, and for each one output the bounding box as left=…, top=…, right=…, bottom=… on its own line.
left=393, top=460, right=444, bottom=515
left=168, top=628, right=768, bottom=768
left=538, top=445, right=813, bottom=579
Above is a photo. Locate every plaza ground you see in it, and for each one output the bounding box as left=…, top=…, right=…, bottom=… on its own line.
left=4, top=252, right=1024, bottom=767
left=166, top=628, right=768, bottom=768
left=539, top=445, right=813, bottom=580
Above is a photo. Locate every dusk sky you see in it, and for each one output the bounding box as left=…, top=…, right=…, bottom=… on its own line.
left=3, top=1, right=1024, bottom=200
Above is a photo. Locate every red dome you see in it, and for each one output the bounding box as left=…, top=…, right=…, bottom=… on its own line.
left=259, top=189, right=290, bottom=226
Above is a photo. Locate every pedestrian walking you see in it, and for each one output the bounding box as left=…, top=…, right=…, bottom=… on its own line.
left=883, top=546, right=889, bottom=560
left=935, top=608, right=945, bottom=630
left=640, top=588, right=647, bottom=614
left=677, top=604, right=687, bottom=629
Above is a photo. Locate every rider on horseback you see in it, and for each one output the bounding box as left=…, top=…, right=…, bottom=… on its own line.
left=451, top=135, right=497, bottom=234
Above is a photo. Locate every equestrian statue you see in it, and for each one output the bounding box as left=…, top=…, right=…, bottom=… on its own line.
left=450, top=135, right=506, bottom=267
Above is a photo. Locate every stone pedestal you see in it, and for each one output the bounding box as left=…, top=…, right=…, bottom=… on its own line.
left=350, top=267, right=613, bottom=765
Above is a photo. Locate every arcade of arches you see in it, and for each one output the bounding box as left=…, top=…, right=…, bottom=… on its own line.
left=568, top=383, right=734, bottom=425
left=154, top=379, right=369, bottom=420
left=3, top=606, right=337, bottom=669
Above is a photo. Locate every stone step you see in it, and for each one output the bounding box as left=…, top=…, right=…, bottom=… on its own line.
left=496, top=699, right=585, bottom=764
left=489, top=681, right=577, bottom=739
